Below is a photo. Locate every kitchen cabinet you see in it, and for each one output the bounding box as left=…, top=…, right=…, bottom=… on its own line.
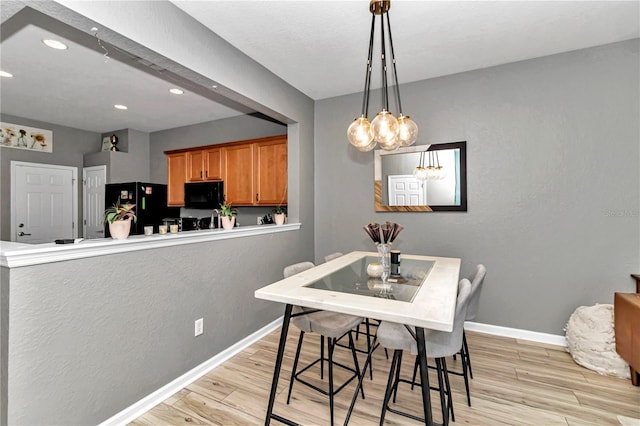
left=167, top=152, right=187, bottom=206
left=187, top=147, right=223, bottom=181
left=253, top=138, right=287, bottom=205
left=223, top=143, right=254, bottom=205
left=165, top=135, right=287, bottom=207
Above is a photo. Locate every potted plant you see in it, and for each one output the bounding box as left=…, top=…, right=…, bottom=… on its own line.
left=273, top=205, right=287, bottom=225
left=215, top=201, right=238, bottom=230
left=104, top=199, right=137, bottom=239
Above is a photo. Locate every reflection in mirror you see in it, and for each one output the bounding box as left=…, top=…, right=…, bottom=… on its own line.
left=374, top=141, right=467, bottom=212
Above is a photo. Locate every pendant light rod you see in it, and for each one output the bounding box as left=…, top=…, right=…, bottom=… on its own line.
left=379, top=12, right=390, bottom=111
left=386, top=12, right=404, bottom=116
left=360, top=13, right=377, bottom=117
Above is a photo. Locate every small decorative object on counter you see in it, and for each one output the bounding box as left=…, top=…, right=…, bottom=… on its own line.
left=104, top=198, right=136, bottom=239
left=367, top=262, right=383, bottom=278
left=273, top=205, right=286, bottom=225
left=109, top=134, right=119, bottom=151
left=215, top=201, right=238, bottom=230
left=159, top=225, right=168, bottom=235
left=363, top=221, right=404, bottom=283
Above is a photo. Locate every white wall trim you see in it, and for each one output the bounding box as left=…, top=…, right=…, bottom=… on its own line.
left=0, top=222, right=301, bottom=268
left=465, top=321, right=567, bottom=347
left=98, top=317, right=283, bottom=426
left=99, top=319, right=566, bottom=425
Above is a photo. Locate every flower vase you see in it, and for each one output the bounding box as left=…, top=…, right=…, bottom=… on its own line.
left=109, top=219, right=131, bottom=239
left=377, top=243, right=391, bottom=283
left=274, top=213, right=286, bottom=225
left=221, top=216, right=235, bottom=230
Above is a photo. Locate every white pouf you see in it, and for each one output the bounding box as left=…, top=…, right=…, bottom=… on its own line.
left=565, top=304, right=630, bottom=379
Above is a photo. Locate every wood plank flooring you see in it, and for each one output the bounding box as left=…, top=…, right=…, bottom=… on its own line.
left=130, top=329, right=640, bottom=425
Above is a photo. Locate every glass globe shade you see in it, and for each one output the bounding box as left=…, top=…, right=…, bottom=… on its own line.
left=355, top=138, right=377, bottom=152
left=370, top=110, right=399, bottom=145
left=379, top=136, right=400, bottom=151
left=434, top=166, right=447, bottom=180
left=347, top=116, right=374, bottom=149
left=397, top=115, right=418, bottom=146
left=413, top=166, right=428, bottom=181
left=426, top=166, right=437, bottom=180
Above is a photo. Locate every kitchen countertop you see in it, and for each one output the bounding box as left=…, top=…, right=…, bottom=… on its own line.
left=0, top=223, right=301, bottom=268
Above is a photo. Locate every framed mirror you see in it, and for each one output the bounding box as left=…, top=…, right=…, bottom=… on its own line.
left=374, top=141, right=467, bottom=212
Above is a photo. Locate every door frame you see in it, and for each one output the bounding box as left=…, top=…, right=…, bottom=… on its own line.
left=11, top=161, right=79, bottom=242
left=82, top=165, right=107, bottom=239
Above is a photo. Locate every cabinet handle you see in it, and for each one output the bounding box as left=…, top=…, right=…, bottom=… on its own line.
left=256, top=193, right=259, bottom=202
left=200, top=171, right=203, bottom=178
left=205, top=170, right=208, bottom=178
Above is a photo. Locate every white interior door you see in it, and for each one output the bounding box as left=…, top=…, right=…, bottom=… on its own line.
left=83, top=165, right=106, bottom=239
left=388, top=175, right=426, bottom=206
left=11, top=161, right=77, bottom=243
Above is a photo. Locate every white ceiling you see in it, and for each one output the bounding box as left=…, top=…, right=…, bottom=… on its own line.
left=0, top=1, right=638, bottom=134
left=173, top=0, right=640, bottom=100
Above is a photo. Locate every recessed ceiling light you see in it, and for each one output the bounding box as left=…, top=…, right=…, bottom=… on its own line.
left=114, top=104, right=128, bottom=110
left=169, top=88, right=184, bottom=95
left=0, top=71, right=13, bottom=78
left=42, top=39, right=68, bottom=50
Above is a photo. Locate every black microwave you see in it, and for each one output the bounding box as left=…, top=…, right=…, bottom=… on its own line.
left=184, top=181, right=224, bottom=209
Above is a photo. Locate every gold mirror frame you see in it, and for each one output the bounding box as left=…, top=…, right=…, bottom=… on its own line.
left=374, top=141, right=467, bottom=212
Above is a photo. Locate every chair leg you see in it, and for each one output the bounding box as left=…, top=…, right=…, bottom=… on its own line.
left=410, top=355, right=419, bottom=390
left=380, top=350, right=401, bottom=426
left=348, top=331, right=365, bottom=399
left=321, top=335, right=325, bottom=380
left=441, top=357, right=455, bottom=423
left=365, top=318, right=374, bottom=379
left=460, top=341, right=471, bottom=407
left=287, top=331, right=305, bottom=404
left=463, top=331, right=473, bottom=379
left=328, top=337, right=335, bottom=426
left=392, top=350, right=403, bottom=403
left=435, top=358, right=449, bottom=426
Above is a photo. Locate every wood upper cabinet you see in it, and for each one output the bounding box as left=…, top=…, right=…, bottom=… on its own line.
left=187, top=147, right=223, bottom=181
left=166, top=135, right=286, bottom=207
left=254, top=138, right=287, bottom=205
left=223, top=144, right=254, bottom=205
left=167, top=152, right=187, bottom=206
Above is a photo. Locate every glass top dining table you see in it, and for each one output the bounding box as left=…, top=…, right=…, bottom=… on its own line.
left=255, top=251, right=461, bottom=425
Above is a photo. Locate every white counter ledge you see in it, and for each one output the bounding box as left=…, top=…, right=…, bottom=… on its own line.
left=0, top=222, right=301, bottom=268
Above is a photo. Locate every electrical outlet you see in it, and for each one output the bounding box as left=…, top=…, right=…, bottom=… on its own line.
left=194, top=318, right=204, bottom=336
left=257, top=216, right=263, bottom=225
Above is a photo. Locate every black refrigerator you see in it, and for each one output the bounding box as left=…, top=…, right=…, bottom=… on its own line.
left=104, top=182, right=179, bottom=237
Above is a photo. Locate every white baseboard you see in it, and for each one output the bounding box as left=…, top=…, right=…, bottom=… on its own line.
left=100, top=318, right=565, bottom=425
left=98, top=317, right=283, bottom=426
left=465, top=321, right=567, bottom=347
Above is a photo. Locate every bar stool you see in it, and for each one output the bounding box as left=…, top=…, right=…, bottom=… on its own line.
left=377, top=278, right=472, bottom=425
left=284, top=262, right=364, bottom=426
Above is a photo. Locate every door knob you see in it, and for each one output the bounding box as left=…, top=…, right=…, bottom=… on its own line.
left=18, top=231, right=32, bottom=236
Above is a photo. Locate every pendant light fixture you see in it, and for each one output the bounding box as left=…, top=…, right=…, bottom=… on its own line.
left=413, top=151, right=428, bottom=181
left=347, top=0, right=418, bottom=152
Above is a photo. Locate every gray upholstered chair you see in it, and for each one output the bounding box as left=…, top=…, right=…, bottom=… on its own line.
left=377, top=278, right=472, bottom=425
left=323, top=252, right=344, bottom=262
left=462, top=264, right=487, bottom=379
left=283, top=261, right=364, bottom=426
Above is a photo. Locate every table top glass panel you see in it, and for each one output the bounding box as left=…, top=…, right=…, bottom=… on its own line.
left=304, top=255, right=435, bottom=303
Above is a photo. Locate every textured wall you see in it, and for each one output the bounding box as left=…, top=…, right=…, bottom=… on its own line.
left=3, top=1, right=315, bottom=424
left=6, top=232, right=303, bottom=424
left=0, top=113, right=100, bottom=240
left=315, top=40, right=640, bottom=335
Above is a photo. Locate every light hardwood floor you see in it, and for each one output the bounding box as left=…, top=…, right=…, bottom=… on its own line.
left=130, top=329, right=640, bottom=425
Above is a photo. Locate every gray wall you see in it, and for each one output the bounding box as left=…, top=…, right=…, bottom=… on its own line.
left=2, top=1, right=315, bottom=424
left=4, top=232, right=304, bottom=425
left=315, top=39, right=640, bottom=335
left=0, top=114, right=100, bottom=240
